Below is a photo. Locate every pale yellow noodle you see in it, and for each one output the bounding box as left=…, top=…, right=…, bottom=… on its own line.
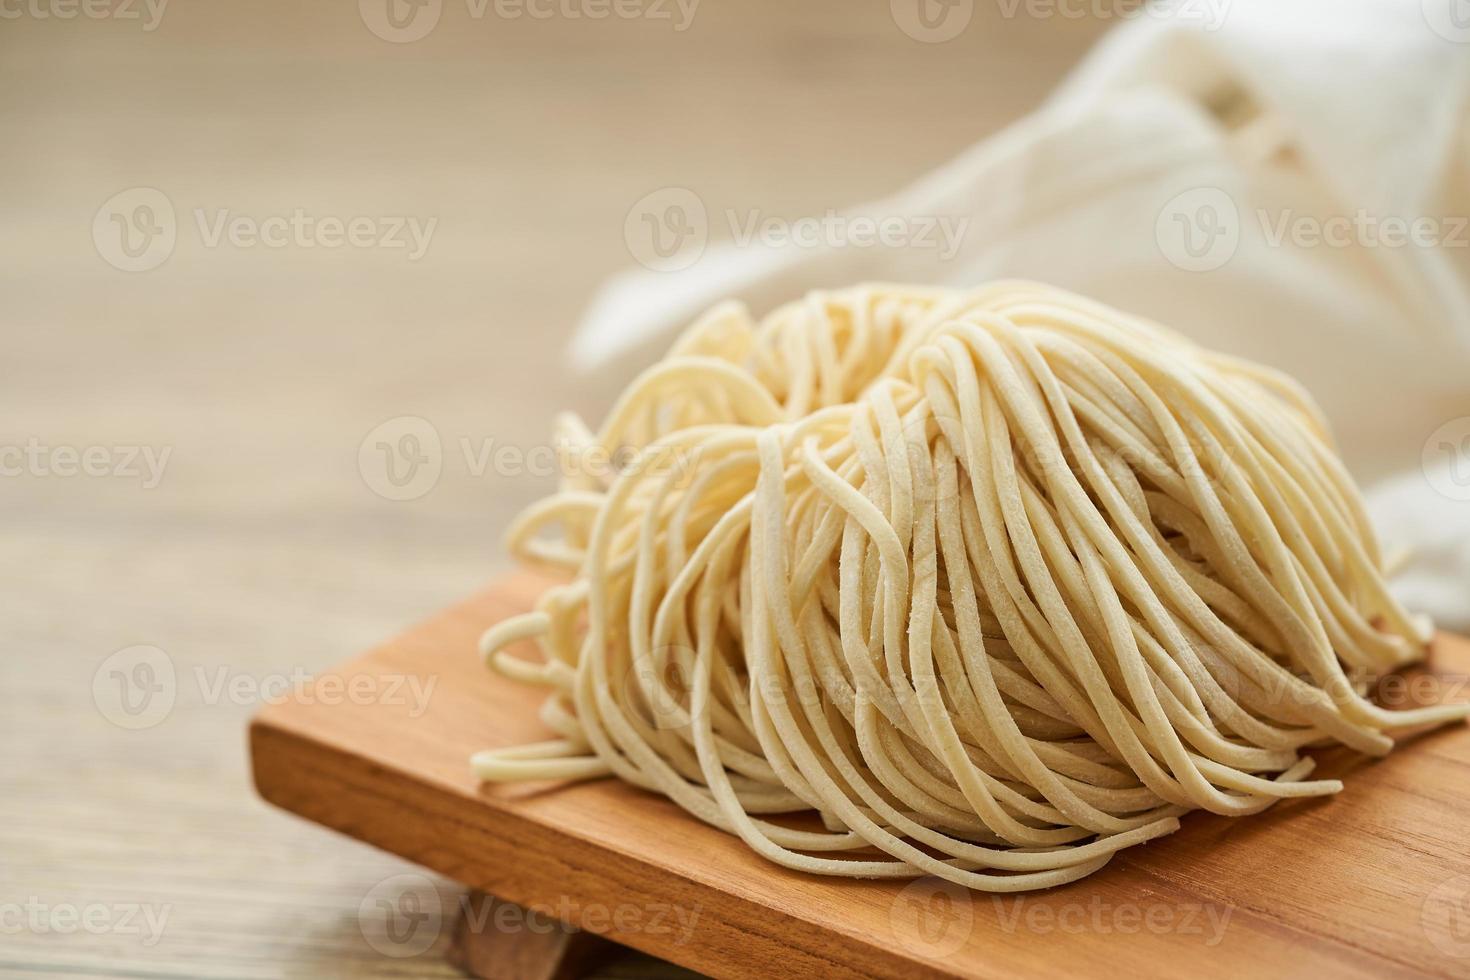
left=470, top=281, right=1469, bottom=891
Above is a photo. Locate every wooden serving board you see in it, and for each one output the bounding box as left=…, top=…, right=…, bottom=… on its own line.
left=251, top=574, right=1470, bottom=979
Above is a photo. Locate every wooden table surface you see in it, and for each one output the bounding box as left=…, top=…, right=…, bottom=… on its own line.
left=0, top=3, right=1109, bottom=976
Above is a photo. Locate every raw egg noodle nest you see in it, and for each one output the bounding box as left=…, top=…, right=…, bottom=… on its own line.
left=473, top=281, right=1467, bottom=891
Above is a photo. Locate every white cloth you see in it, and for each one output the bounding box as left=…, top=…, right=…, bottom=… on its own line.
left=570, top=0, right=1470, bottom=627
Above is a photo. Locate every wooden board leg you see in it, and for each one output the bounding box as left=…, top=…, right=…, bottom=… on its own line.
left=446, top=890, right=622, bottom=980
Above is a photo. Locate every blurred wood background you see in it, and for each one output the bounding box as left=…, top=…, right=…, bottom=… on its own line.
left=0, top=2, right=1109, bottom=976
